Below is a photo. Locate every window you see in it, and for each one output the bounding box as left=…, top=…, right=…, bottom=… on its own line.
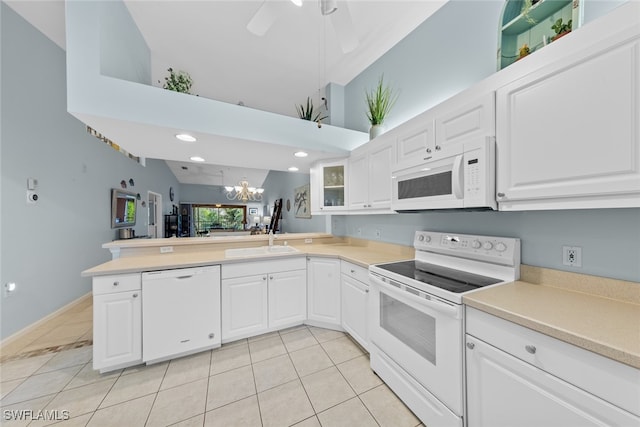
left=193, top=205, right=246, bottom=235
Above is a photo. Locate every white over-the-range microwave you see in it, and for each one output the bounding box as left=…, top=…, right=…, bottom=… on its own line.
left=391, top=137, right=496, bottom=211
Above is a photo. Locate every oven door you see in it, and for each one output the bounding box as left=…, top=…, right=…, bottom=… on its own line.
left=369, top=272, right=464, bottom=415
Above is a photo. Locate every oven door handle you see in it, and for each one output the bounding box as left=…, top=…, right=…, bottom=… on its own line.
left=369, top=274, right=461, bottom=318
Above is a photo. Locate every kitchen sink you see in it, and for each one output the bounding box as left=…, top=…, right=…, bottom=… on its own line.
left=224, top=245, right=300, bottom=258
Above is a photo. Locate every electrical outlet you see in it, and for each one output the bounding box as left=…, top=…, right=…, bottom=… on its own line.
left=160, top=246, right=174, bottom=254
left=374, top=229, right=381, bottom=239
left=4, top=282, right=17, bottom=298
left=562, top=246, right=582, bottom=267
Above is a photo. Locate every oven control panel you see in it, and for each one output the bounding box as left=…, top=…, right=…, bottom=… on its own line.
left=414, top=231, right=520, bottom=266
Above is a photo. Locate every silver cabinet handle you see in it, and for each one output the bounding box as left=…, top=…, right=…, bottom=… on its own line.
left=525, top=345, right=537, bottom=354
left=350, top=269, right=355, bottom=273
left=209, top=333, right=215, bottom=339
left=497, top=192, right=505, bottom=198
left=113, top=281, right=119, bottom=287
left=132, top=293, right=138, bottom=298
left=269, top=276, right=274, bottom=280
left=426, top=148, right=432, bottom=153
left=435, top=145, right=441, bottom=151
left=365, top=289, right=369, bottom=293
left=466, top=342, right=475, bottom=350
left=263, top=276, right=267, bottom=281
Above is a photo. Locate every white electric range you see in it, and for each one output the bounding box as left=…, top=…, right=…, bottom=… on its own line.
left=368, top=230, right=520, bottom=427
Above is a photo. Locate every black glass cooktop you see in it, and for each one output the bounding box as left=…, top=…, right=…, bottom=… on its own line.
left=376, top=260, right=502, bottom=293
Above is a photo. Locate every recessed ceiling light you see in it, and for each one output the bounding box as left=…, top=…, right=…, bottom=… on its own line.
left=176, top=134, right=196, bottom=142
left=190, top=156, right=205, bottom=162
left=288, top=166, right=299, bottom=172
left=294, top=151, right=308, bottom=158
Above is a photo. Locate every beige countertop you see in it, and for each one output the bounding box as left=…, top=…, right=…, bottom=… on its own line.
left=464, top=265, right=640, bottom=369
left=82, top=238, right=414, bottom=277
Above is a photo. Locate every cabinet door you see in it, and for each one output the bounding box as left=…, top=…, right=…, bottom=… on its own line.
left=340, top=275, right=368, bottom=350
left=268, top=269, right=307, bottom=329
left=142, top=267, right=221, bottom=363
left=307, top=257, right=341, bottom=327
left=466, top=335, right=640, bottom=427
left=496, top=37, right=640, bottom=210
left=93, top=291, right=141, bottom=371
left=222, top=274, right=268, bottom=341
left=311, top=159, right=349, bottom=213
left=395, top=114, right=434, bottom=170
left=368, top=142, right=394, bottom=209
left=348, top=152, right=369, bottom=210
left=435, top=92, right=495, bottom=148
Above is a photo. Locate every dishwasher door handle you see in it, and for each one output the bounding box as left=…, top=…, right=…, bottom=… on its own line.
left=176, top=275, right=194, bottom=280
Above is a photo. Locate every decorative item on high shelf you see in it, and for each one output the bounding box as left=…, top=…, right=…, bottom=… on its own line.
left=294, top=184, right=311, bottom=218
left=295, top=97, right=328, bottom=126
left=365, top=74, right=398, bottom=140
left=551, top=18, right=572, bottom=41
left=518, top=43, right=530, bottom=60
left=160, top=68, right=193, bottom=94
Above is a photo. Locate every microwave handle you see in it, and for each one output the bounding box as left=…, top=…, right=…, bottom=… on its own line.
left=452, top=154, right=464, bottom=199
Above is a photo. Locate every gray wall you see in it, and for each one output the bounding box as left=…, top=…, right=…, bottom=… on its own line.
left=334, top=0, right=639, bottom=283
left=99, top=0, right=151, bottom=84
left=0, top=4, right=179, bottom=340
left=262, top=171, right=327, bottom=234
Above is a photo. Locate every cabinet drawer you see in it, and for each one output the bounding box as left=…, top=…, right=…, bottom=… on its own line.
left=93, top=274, right=141, bottom=295
left=222, top=257, right=306, bottom=279
left=466, top=306, right=640, bottom=416
left=340, top=261, right=369, bottom=284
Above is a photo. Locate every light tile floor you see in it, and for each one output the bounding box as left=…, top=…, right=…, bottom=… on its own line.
left=1, top=302, right=422, bottom=427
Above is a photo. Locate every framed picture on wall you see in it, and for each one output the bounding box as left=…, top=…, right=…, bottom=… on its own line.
left=249, top=207, right=258, bottom=215
left=294, top=184, right=311, bottom=218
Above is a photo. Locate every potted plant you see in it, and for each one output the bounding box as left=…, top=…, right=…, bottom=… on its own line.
left=295, top=97, right=328, bottom=125
left=160, top=67, right=193, bottom=94
left=365, top=74, right=398, bottom=139
left=551, top=18, right=572, bottom=41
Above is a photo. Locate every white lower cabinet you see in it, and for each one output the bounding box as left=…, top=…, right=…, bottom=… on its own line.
left=465, top=307, right=640, bottom=427
left=92, top=274, right=142, bottom=372
left=268, top=270, right=307, bottom=329
left=142, top=266, right=221, bottom=363
left=221, top=257, right=306, bottom=342
left=222, top=274, right=269, bottom=341
left=306, top=257, right=341, bottom=328
left=340, top=261, right=369, bottom=350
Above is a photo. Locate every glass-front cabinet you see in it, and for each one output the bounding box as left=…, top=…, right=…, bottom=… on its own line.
left=310, top=159, right=348, bottom=214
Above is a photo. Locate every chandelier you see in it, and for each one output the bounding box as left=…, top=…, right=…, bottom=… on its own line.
left=225, top=180, right=264, bottom=202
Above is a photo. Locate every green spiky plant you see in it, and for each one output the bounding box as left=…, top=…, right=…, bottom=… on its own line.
left=161, top=68, right=193, bottom=94
left=365, top=74, right=398, bottom=126
left=295, top=97, right=328, bottom=122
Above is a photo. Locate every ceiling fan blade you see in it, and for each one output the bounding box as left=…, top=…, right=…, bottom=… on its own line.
left=330, top=1, right=359, bottom=53
left=247, top=0, right=279, bottom=36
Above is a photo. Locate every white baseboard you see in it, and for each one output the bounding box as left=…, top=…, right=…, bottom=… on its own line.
left=1, top=292, right=92, bottom=347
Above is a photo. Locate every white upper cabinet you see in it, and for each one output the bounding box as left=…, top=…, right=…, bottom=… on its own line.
left=394, top=92, right=495, bottom=172
left=395, top=113, right=436, bottom=171
left=496, top=16, right=640, bottom=210
left=310, top=158, right=349, bottom=214
left=348, top=134, right=395, bottom=212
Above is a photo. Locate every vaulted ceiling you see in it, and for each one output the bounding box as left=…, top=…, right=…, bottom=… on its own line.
left=6, top=0, right=448, bottom=186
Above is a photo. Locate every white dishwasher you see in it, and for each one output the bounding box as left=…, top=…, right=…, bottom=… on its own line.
left=142, top=265, right=221, bottom=363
